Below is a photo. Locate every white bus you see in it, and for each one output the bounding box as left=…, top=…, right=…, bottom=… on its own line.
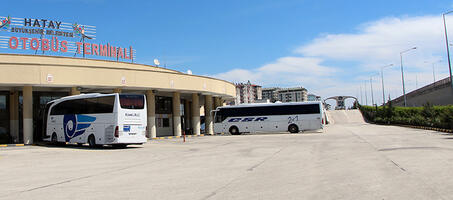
left=213, top=101, right=324, bottom=135
left=42, top=93, right=147, bottom=148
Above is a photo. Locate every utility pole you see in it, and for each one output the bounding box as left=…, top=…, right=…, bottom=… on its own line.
left=400, top=47, right=417, bottom=107
left=443, top=11, right=453, bottom=88
left=381, top=64, right=393, bottom=106
left=370, top=76, right=375, bottom=106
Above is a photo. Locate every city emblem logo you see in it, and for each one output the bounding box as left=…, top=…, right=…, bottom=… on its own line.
left=72, top=23, right=92, bottom=39
left=0, top=16, right=11, bottom=30
left=63, top=114, right=96, bottom=142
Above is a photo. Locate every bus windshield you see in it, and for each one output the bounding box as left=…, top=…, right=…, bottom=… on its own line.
left=119, top=94, right=145, bottom=109
left=214, top=110, right=225, bottom=123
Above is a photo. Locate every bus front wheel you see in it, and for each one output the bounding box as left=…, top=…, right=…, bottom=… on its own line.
left=229, top=126, right=240, bottom=135
left=88, top=135, right=97, bottom=148
left=288, top=124, right=299, bottom=133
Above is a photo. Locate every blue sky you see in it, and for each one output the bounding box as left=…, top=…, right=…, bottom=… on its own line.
left=2, top=0, right=453, bottom=105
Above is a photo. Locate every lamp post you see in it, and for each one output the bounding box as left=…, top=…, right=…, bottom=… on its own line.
left=425, top=60, right=442, bottom=85
left=359, top=85, right=363, bottom=105
left=433, top=63, right=436, bottom=84
left=380, top=64, right=393, bottom=105
left=443, top=11, right=453, bottom=88
left=364, top=81, right=368, bottom=105
left=370, top=76, right=374, bottom=106
left=415, top=74, right=418, bottom=89
left=400, top=47, right=417, bottom=107
left=433, top=60, right=442, bottom=84
left=370, top=73, right=380, bottom=106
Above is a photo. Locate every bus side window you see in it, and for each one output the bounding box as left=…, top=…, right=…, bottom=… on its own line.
left=96, top=96, right=115, bottom=113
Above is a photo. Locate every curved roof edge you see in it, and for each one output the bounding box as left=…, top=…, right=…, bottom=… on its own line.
left=0, top=53, right=234, bottom=86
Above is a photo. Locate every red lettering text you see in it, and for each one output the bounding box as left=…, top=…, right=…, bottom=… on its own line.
left=41, top=39, right=50, bottom=51
left=8, top=37, right=18, bottom=49
left=99, top=44, right=108, bottom=56
left=76, top=42, right=82, bottom=54
left=30, top=38, right=39, bottom=50
left=118, top=47, right=124, bottom=59
left=60, top=41, right=68, bottom=52
left=20, top=38, right=28, bottom=49
left=92, top=44, right=99, bottom=55
left=110, top=46, right=117, bottom=57
left=51, top=37, right=59, bottom=52
left=84, top=43, right=91, bottom=55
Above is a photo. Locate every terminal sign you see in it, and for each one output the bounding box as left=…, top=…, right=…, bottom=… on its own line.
left=0, top=15, right=135, bottom=61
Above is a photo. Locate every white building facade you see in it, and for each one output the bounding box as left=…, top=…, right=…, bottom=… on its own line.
left=234, top=81, right=262, bottom=104
left=262, top=87, right=308, bottom=103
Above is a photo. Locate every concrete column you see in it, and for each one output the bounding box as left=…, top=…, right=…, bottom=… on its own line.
left=146, top=90, right=156, bottom=139
left=23, top=86, right=33, bottom=144
left=113, top=88, right=122, bottom=93
left=204, top=95, right=214, bottom=135
left=214, top=97, right=222, bottom=109
left=184, top=99, right=191, bottom=132
left=172, top=92, right=181, bottom=136
left=9, top=91, right=19, bottom=143
left=70, top=87, right=80, bottom=95
left=191, top=93, right=200, bottom=135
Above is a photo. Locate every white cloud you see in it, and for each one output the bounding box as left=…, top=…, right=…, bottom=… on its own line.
left=214, top=57, right=338, bottom=88
left=298, top=16, right=445, bottom=62
left=214, top=68, right=261, bottom=84
left=211, top=14, right=453, bottom=105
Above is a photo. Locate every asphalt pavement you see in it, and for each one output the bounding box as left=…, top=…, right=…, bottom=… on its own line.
left=2, top=111, right=453, bottom=199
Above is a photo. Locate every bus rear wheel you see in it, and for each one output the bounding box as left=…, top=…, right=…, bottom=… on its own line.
left=88, top=135, right=97, bottom=148
left=288, top=124, right=299, bottom=133
left=51, top=133, right=58, bottom=144
left=229, top=126, right=240, bottom=135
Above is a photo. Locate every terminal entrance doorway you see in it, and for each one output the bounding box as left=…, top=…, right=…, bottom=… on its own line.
left=32, top=92, right=69, bottom=142
left=0, top=92, right=9, bottom=144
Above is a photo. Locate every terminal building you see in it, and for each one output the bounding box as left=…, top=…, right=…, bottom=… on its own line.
left=0, top=54, right=236, bottom=144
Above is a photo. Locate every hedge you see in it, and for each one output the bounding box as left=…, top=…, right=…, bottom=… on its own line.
left=359, top=102, right=453, bottom=130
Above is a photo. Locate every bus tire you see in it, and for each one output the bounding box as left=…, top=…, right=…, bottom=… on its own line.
left=51, top=133, right=58, bottom=144
left=288, top=124, right=299, bottom=133
left=88, top=135, right=97, bottom=148
left=229, top=126, right=240, bottom=135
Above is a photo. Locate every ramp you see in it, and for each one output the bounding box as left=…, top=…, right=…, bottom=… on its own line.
left=326, top=110, right=366, bottom=124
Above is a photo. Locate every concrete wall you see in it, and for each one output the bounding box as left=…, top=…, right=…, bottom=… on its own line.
left=393, top=77, right=453, bottom=107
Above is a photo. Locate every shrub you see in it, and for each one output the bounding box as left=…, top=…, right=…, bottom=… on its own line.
left=359, top=103, right=453, bottom=130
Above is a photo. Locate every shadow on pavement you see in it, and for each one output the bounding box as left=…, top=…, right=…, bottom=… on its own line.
left=34, top=142, right=142, bottom=150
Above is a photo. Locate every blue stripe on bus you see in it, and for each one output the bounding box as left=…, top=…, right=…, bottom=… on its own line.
left=76, top=115, right=96, bottom=123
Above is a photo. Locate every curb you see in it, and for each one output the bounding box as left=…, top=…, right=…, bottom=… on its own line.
left=0, top=144, right=26, bottom=147
left=400, top=124, right=453, bottom=133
